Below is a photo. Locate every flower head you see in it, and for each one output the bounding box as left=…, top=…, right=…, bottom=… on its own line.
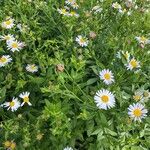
left=1, top=18, right=15, bottom=29
left=94, top=89, right=115, bottom=110
left=0, top=34, right=15, bottom=43
left=57, top=8, right=69, bottom=16
left=7, top=40, right=24, bottom=52
left=135, top=36, right=150, bottom=45
left=128, top=103, right=148, bottom=122
left=26, top=64, right=38, bottom=73
left=0, top=55, right=12, bottom=67
left=112, top=2, right=122, bottom=9
left=133, top=91, right=143, bottom=102
left=75, top=35, right=88, bottom=47
left=1, top=98, right=20, bottom=112
left=99, top=69, right=114, bottom=85
left=64, top=147, right=73, bottom=150
left=19, top=92, right=32, bottom=106
left=125, top=58, right=140, bottom=70
left=65, top=0, right=75, bottom=5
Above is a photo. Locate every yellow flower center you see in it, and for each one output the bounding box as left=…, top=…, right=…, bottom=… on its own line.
left=71, top=11, right=76, bottom=15
left=23, top=96, right=29, bottom=103
left=10, top=142, right=16, bottom=149
left=31, top=65, right=36, bottom=70
left=62, top=9, right=67, bottom=14
left=133, top=108, right=142, bottom=117
left=101, top=95, right=109, bottom=103
left=133, top=95, right=141, bottom=101
left=4, top=141, right=11, bottom=148
left=12, top=42, right=18, bottom=48
left=130, top=60, right=137, bottom=68
left=10, top=101, right=15, bottom=107
left=5, top=20, right=11, bottom=25
left=141, top=36, right=147, bottom=42
left=104, top=73, right=111, bottom=80
left=80, top=38, right=85, bottom=43
left=0, top=57, right=7, bottom=63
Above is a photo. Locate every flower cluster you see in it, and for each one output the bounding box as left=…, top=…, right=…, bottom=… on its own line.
left=57, top=0, right=79, bottom=17
left=0, top=17, right=38, bottom=72
left=1, top=92, right=31, bottom=112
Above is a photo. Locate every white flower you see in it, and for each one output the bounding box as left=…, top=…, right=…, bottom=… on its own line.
left=92, top=6, right=103, bottom=14
left=1, top=98, right=20, bottom=112
left=75, top=35, right=88, bottom=47
left=125, top=58, right=140, bottom=70
left=57, top=8, right=69, bottom=16
left=128, top=103, right=148, bottom=122
left=99, top=69, right=114, bottom=85
left=112, top=2, right=122, bottom=9
left=94, top=89, right=115, bottom=110
left=1, top=18, right=15, bottom=29
left=64, top=147, right=73, bottom=150
left=0, top=55, right=12, bottom=67
left=135, top=36, right=150, bottom=45
left=26, top=64, right=38, bottom=73
left=122, top=51, right=130, bottom=60
left=133, top=91, right=143, bottom=102
left=19, top=92, right=32, bottom=106
left=65, top=0, right=75, bottom=5
left=71, top=2, right=79, bottom=9
left=0, top=34, right=15, bottom=43
left=69, top=11, right=79, bottom=17
left=7, top=40, right=24, bottom=52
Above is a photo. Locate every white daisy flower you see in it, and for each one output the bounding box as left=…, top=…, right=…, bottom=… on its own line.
left=143, top=90, right=150, bottom=99
left=99, top=69, right=114, bottom=85
left=94, top=89, right=115, bottom=110
left=0, top=34, right=15, bottom=43
left=75, top=35, right=88, bottom=47
left=57, top=8, right=69, bottom=16
left=128, top=103, right=148, bottom=122
left=92, top=6, right=103, bottom=14
left=135, top=36, right=150, bottom=45
left=0, top=55, right=12, bottom=67
left=1, top=97, right=20, bottom=112
left=26, top=64, right=38, bottom=73
left=64, top=147, right=73, bottom=150
left=133, top=91, right=143, bottom=102
left=122, top=51, right=130, bottom=60
left=71, top=2, right=79, bottom=9
left=19, top=92, right=32, bottom=106
left=65, top=0, right=75, bottom=5
left=112, top=2, right=122, bottom=10
left=125, top=58, right=140, bottom=70
left=69, top=11, right=79, bottom=17
left=1, top=18, right=15, bottom=29
left=7, top=40, right=24, bottom=52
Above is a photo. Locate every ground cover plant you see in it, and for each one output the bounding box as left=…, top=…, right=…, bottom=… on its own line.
left=0, top=0, right=150, bottom=149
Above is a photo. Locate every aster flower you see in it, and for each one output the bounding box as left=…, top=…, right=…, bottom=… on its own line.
left=19, top=92, right=32, bottom=106
left=0, top=55, right=12, bottom=67
left=64, top=146, right=73, bottom=150
left=99, top=69, right=115, bottom=85
left=94, top=89, right=115, bottom=110
left=1, top=97, right=20, bottom=112
left=0, top=34, right=15, bottom=43
left=135, top=36, right=150, bottom=45
left=125, top=58, right=140, bottom=70
left=128, top=103, right=148, bottom=122
left=112, top=2, right=122, bottom=10
left=75, top=35, right=88, bottom=47
left=7, top=40, right=24, bottom=52
left=1, top=18, right=15, bottom=29
left=57, top=8, right=69, bottom=16
left=69, top=11, right=79, bottom=17
left=26, top=64, right=38, bottom=73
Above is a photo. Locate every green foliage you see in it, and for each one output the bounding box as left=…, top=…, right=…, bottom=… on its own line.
left=0, top=0, right=150, bottom=149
